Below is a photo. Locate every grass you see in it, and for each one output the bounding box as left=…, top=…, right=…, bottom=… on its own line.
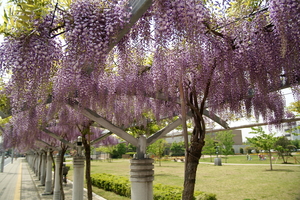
left=200, top=153, right=300, bottom=164
left=66, top=155, right=300, bottom=200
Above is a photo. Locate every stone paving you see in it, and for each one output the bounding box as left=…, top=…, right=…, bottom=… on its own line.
left=25, top=159, right=106, bottom=200
left=0, top=158, right=106, bottom=200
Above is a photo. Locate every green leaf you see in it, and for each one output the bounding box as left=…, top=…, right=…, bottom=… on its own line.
left=18, top=15, right=31, bottom=21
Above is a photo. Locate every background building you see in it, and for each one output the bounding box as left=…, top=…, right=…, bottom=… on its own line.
left=166, top=129, right=246, bottom=154
left=282, top=121, right=300, bottom=140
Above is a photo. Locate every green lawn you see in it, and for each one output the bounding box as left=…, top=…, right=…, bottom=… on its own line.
left=200, top=153, right=300, bottom=164
left=66, top=155, right=300, bottom=200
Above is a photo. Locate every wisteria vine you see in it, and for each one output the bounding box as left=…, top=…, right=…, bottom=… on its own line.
left=0, top=0, right=299, bottom=151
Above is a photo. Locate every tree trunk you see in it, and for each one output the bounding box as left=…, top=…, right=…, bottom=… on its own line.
left=59, top=148, right=67, bottom=200
left=77, top=121, right=94, bottom=200
left=82, top=131, right=93, bottom=200
left=181, top=62, right=214, bottom=200
left=50, top=151, right=55, bottom=191
left=182, top=127, right=205, bottom=200
left=269, top=151, right=273, bottom=170
left=281, top=153, right=288, bottom=164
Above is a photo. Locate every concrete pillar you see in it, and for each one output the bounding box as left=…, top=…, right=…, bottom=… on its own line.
left=28, top=154, right=32, bottom=169
left=27, top=154, right=30, bottom=168
left=1, top=152, right=5, bottom=173
left=32, top=154, right=36, bottom=170
left=44, top=150, right=53, bottom=194
left=11, top=149, right=14, bottom=164
left=72, top=156, right=85, bottom=200
left=214, top=157, right=222, bottom=166
left=32, top=154, right=36, bottom=172
left=35, top=153, right=39, bottom=177
left=53, top=153, right=62, bottom=200
left=137, top=135, right=147, bottom=159
left=38, top=153, right=42, bottom=180
left=40, top=152, right=47, bottom=185
left=130, top=158, right=154, bottom=200
left=30, top=154, right=34, bottom=169
left=129, top=135, right=154, bottom=200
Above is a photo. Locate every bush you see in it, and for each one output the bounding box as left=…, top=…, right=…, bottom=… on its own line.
left=91, top=173, right=131, bottom=197
left=195, top=191, right=217, bottom=200
left=153, top=183, right=183, bottom=199
left=91, top=173, right=216, bottom=200
left=239, top=147, right=244, bottom=154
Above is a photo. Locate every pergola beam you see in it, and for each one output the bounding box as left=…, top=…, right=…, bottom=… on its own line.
left=162, top=118, right=300, bottom=139
left=69, top=102, right=138, bottom=146
left=35, top=139, right=57, bottom=150
left=147, top=116, right=188, bottom=145
left=206, top=118, right=300, bottom=133
left=108, top=0, right=152, bottom=52
left=42, top=128, right=75, bottom=148
left=91, top=132, right=113, bottom=145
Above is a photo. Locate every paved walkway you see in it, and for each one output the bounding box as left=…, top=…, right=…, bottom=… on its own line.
left=0, top=158, right=106, bottom=200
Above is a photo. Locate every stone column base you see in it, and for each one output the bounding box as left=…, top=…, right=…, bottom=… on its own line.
left=130, top=158, right=154, bottom=200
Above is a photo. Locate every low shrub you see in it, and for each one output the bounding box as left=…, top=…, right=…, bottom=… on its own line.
left=91, top=173, right=216, bottom=200
left=91, top=173, right=130, bottom=197
left=153, top=183, right=183, bottom=199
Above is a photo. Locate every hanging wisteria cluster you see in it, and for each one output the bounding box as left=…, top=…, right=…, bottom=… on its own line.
left=0, top=15, right=62, bottom=112
left=268, top=0, right=300, bottom=85
left=152, top=0, right=209, bottom=44
left=0, top=0, right=300, bottom=151
left=64, top=0, right=131, bottom=72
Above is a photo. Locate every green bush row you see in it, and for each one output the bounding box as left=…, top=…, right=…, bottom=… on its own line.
left=91, top=173, right=216, bottom=200
left=153, top=183, right=216, bottom=200
left=91, top=173, right=130, bottom=197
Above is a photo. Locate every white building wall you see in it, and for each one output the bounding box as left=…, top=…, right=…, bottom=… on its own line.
left=283, top=122, right=300, bottom=140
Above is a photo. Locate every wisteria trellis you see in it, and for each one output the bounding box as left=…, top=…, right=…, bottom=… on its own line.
left=0, top=0, right=300, bottom=199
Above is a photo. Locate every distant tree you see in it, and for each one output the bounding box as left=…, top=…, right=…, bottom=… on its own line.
left=247, top=127, right=279, bottom=170
left=288, top=101, right=300, bottom=116
left=170, top=141, right=185, bottom=156
left=287, top=101, right=300, bottom=136
left=202, top=135, right=217, bottom=162
left=239, top=147, right=244, bottom=154
left=274, top=136, right=296, bottom=164
left=96, top=146, right=115, bottom=161
left=244, top=146, right=254, bottom=154
left=147, top=139, right=166, bottom=166
left=216, top=131, right=235, bottom=163
left=122, top=143, right=136, bottom=158
left=111, top=143, right=127, bottom=158
left=0, top=79, right=11, bottom=136
left=290, top=139, right=300, bottom=149
left=0, top=79, right=11, bottom=119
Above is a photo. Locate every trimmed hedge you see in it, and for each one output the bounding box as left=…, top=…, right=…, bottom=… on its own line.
left=91, top=173, right=216, bottom=200
left=91, top=173, right=130, bottom=197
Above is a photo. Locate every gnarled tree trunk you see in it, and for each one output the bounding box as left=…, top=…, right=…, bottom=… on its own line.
left=59, top=146, right=68, bottom=200
left=80, top=121, right=94, bottom=200
left=182, top=126, right=206, bottom=200
left=82, top=135, right=92, bottom=200
left=182, top=63, right=215, bottom=200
